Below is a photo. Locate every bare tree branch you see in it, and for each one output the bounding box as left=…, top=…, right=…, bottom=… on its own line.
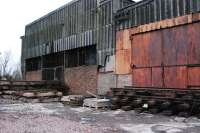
left=1, top=51, right=11, bottom=77
left=12, top=62, right=22, bottom=80
left=0, top=51, right=22, bottom=80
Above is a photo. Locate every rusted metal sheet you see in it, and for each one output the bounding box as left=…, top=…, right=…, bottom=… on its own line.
left=162, top=28, right=176, bottom=66
left=152, top=67, right=163, bottom=88
left=188, top=67, right=200, bottom=87
left=116, top=31, right=123, bottom=51
left=130, top=17, right=200, bottom=89
left=132, top=68, right=151, bottom=87
left=122, top=29, right=131, bottom=50
left=164, top=67, right=187, bottom=89
left=163, top=26, right=188, bottom=66
left=116, top=29, right=131, bottom=51
left=116, top=50, right=131, bottom=74
left=188, top=23, right=200, bottom=65
left=148, top=32, right=162, bottom=67
left=129, top=14, right=193, bottom=36
left=116, top=29, right=132, bottom=75
left=132, top=34, right=143, bottom=67
left=175, top=26, right=188, bottom=65
left=132, top=31, right=162, bottom=67
left=132, top=33, right=150, bottom=67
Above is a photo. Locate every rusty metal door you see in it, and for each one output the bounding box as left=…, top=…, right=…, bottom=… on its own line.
left=131, top=23, right=200, bottom=89
left=132, top=31, right=163, bottom=88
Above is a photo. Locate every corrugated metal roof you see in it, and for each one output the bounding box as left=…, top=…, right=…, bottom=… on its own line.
left=115, top=0, right=200, bottom=30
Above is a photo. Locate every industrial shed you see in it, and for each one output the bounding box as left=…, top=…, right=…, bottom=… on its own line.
left=22, top=0, right=200, bottom=96
left=21, top=0, right=134, bottom=95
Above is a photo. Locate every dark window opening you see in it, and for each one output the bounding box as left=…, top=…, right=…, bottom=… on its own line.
left=26, top=57, right=41, bottom=72
left=85, top=45, right=97, bottom=65
left=42, top=69, right=55, bottom=80
left=42, top=67, right=64, bottom=81
left=65, top=49, right=78, bottom=68
left=43, top=52, right=64, bottom=68
left=79, top=48, right=86, bottom=66
left=65, top=45, right=97, bottom=68
left=42, top=52, right=64, bottom=81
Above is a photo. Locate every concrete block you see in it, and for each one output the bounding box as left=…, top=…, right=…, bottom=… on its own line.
left=22, top=92, right=35, bottom=98
left=36, top=92, right=55, bottom=97
left=83, top=98, right=110, bottom=109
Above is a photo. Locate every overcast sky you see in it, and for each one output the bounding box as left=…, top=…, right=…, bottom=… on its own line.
left=0, top=0, right=140, bottom=64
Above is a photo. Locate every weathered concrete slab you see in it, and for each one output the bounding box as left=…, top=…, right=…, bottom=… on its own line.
left=61, top=95, right=84, bottom=106
left=83, top=98, right=110, bottom=109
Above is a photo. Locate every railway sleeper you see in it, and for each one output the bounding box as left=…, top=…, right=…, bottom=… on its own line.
left=111, top=88, right=200, bottom=117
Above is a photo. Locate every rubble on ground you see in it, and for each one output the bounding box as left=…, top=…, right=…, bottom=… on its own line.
left=61, top=95, right=84, bottom=106
left=1, top=102, right=200, bottom=133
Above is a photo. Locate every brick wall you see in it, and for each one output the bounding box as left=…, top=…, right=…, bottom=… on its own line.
left=64, top=65, right=98, bottom=95
left=25, top=71, right=42, bottom=81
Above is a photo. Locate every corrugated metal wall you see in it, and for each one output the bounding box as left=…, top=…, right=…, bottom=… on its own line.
left=23, top=0, right=98, bottom=59
left=115, top=0, right=200, bottom=31
left=22, top=0, right=200, bottom=75
left=98, top=0, right=133, bottom=65
left=98, top=0, right=114, bottom=65
left=21, top=0, right=133, bottom=71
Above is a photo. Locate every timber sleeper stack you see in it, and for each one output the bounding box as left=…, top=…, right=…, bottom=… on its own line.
left=0, top=80, right=66, bottom=103
left=110, top=87, right=200, bottom=117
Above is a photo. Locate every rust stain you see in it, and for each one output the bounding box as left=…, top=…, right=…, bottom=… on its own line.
left=152, top=67, right=163, bottom=88
left=133, top=68, right=151, bottom=87
left=123, top=29, right=131, bottom=50
left=162, top=26, right=188, bottom=66
left=116, top=31, right=123, bottom=51
left=188, top=23, right=200, bottom=64
left=129, top=12, right=198, bottom=36
left=115, top=29, right=132, bottom=75
left=116, top=29, right=131, bottom=50
left=132, top=31, right=162, bottom=68
left=115, top=12, right=200, bottom=89
left=116, top=49, right=131, bottom=74
left=188, top=67, right=200, bottom=87
left=164, top=67, right=187, bottom=89
left=132, top=33, right=150, bottom=67
left=129, top=14, right=200, bottom=89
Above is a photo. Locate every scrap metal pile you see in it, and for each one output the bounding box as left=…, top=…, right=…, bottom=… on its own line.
left=0, top=80, right=66, bottom=103
left=111, top=87, right=200, bottom=117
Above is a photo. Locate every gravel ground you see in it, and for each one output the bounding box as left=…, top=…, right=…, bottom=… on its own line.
left=1, top=99, right=200, bottom=133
